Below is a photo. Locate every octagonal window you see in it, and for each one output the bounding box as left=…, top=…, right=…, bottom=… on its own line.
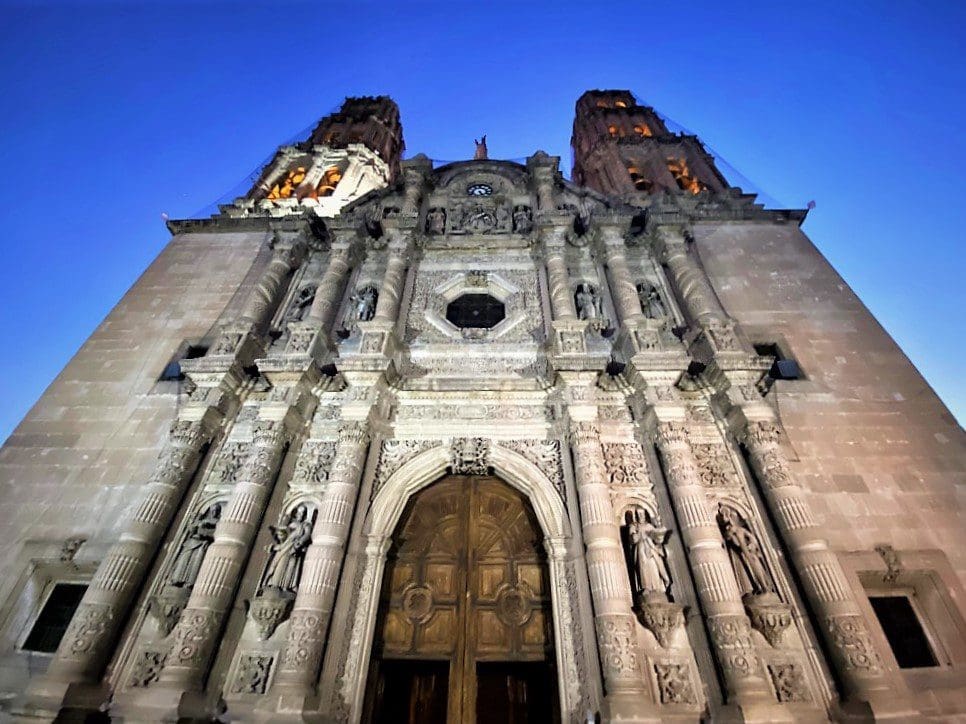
left=446, top=294, right=505, bottom=329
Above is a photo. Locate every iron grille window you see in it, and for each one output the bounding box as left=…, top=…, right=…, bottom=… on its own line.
left=22, top=583, right=87, bottom=654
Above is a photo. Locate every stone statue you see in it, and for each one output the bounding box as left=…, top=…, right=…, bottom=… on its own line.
left=426, top=207, right=446, bottom=235
left=346, top=286, right=377, bottom=326
left=718, top=504, right=774, bottom=595
left=259, top=504, right=313, bottom=594
left=636, top=281, right=667, bottom=319
left=512, top=205, right=533, bottom=234
left=626, top=510, right=671, bottom=598
left=169, top=502, right=222, bottom=588
left=474, top=134, right=488, bottom=160
left=575, top=283, right=603, bottom=320
left=284, top=285, right=316, bottom=323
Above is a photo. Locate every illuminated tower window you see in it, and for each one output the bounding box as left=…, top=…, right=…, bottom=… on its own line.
left=614, top=100, right=628, bottom=108
left=666, top=157, right=706, bottom=194
left=314, top=166, right=343, bottom=198
left=627, top=166, right=652, bottom=192
left=267, top=166, right=308, bottom=200
left=608, top=124, right=620, bottom=137
left=633, top=124, right=652, bottom=137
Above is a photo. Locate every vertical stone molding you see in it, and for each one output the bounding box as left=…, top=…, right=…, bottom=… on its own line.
left=267, top=420, right=370, bottom=702
left=569, top=421, right=652, bottom=702
left=540, top=226, right=577, bottom=320
left=655, top=226, right=726, bottom=324
left=153, top=420, right=290, bottom=693
left=598, top=223, right=644, bottom=324
left=400, top=155, right=431, bottom=215
left=742, top=418, right=889, bottom=700
left=307, top=237, right=356, bottom=330
left=654, top=420, right=772, bottom=707
left=26, top=417, right=215, bottom=709
left=372, top=235, right=410, bottom=323
left=240, top=239, right=306, bottom=327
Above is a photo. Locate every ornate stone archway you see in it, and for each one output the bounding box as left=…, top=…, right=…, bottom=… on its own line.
left=319, top=440, right=596, bottom=723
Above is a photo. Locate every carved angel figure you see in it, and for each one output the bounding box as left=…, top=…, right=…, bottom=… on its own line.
left=636, top=281, right=667, bottom=319
left=575, top=283, right=603, bottom=320
left=626, top=511, right=671, bottom=597
left=259, top=504, right=313, bottom=594
left=512, top=205, right=533, bottom=234
left=718, top=504, right=774, bottom=595
left=169, top=502, right=222, bottom=588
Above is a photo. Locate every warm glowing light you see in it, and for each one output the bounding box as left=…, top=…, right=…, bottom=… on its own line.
left=627, top=165, right=652, bottom=192
left=615, top=100, right=628, bottom=108
left=312, top=166, right=343, bottom=198
left=608, top=124, right=619, bottom=137
left=267, top=166, right=307, bottom=200
left=633, top=124, right=652, bottom=137
left=666, top=157, right=706, bottom=194
left=596, top=100, right=609, bottom=108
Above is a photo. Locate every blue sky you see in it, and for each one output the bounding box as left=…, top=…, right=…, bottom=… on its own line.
left=0, top=0, right=963, bottom=442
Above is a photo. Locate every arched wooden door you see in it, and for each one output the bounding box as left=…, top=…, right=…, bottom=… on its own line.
left=363, top=475, right=559, bottom=724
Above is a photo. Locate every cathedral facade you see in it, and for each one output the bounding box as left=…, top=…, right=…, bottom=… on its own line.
left=1, top=92, right=964, bottom=723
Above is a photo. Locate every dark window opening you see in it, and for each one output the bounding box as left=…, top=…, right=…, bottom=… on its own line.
left=754, top=342, right=802, bottom=380
left=869, top=595, right=938, bottom=668
left=159, top=344, right=208, bottom=381
left=22, top=583, right=87, bottom=654
left=446, top=294, right=505, bottom=329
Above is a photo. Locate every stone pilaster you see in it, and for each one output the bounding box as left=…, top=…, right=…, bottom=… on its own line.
left=22, top=413, right=220, bottom=714
left=132, top=418, right=293, bottom=718
left=400, top=154, right=431, bottom=216
left=653, top=418, right=774, bottom=711
left=655, top=226, right=726, bottom=324
left=239, top=239, right=306, bottom=328
left=569, top=419, right=655, bottom=712
left=262, top=419, right=370, bottom=714
left=306, top=230, right=359, bottom=331
left=740, top=417, right=892, bottom=707
left=598, top=223, right=644, bottom=325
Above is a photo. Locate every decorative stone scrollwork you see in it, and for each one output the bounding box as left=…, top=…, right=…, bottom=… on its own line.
left=148, top=585, right=191, bottom=637
left=602, top=442, right=651, bottom=489
left=691, top=444, right=740, bottom=488
left=500, top=439, right=565, bottom=501
left=707, top=617, right=757, bottom=678
left=63, top=603, right=113, bottom=658
left=232, top=654, right=274, bottom=694
left=826, top=615, right=881, bottom=673
left=703, top=319, right=740, bottom=352
left=768, top=663, right=811, bottom=702
left=744, top=595, right=793, bottom=647
left=128, top=650, right=166, bottom=688
left=169, top=610, right=217, bottom=666
left=280, top=611, right=323, bottom=671
left=637, top=601, right=686, bottom=649
left=292, top=441, right=337, bottom=486
left=373, top=439, right=439, bottom=499
left=599, top=617, right=641, bottom=681
left=450, top=437, right=490, bottom=475
left=654, top=663, right=697, bottom=704
left=215, top=443, right=248, bottom=484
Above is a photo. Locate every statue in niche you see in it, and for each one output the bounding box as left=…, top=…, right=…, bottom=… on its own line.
left=512, top=205, right=533, bottom=234
left=168, top=502, right=222, bottom=588
left=625, top=509, right=671, bottom=600
left=259, top=504, right=314, bottom=594
left=575, top=283, right=603, bottom=321
left=284, top=285, right=316, bottom=324
left=345, top=285, right=377, bottom=327
left=425, top=207, right=446, bottom=235
left=718, top=504, right=775, bottom=596
left=636, top=281, right=667, bottom=319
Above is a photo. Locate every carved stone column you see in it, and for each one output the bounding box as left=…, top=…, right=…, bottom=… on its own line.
left=655, top=226, right=726, bottom=324
left=23, top=415, right=219, bottom=713
left=741, top=418, right=891, bottom=705
left=372, top=233, right=410, bottom=323
left=654, top=420, right=774, bottom=710
left=139, top=419, right=292, bottom=716
left=541, top=225, right=576, bottom=320
left=598, top=223, right=644, bottom=324
left=306, top=233, right=357, bottom=331
left=569, top=420, right=654, bottom=711
left=400, top=155, right=431, bottom=216
left=239, top=239, right=306, bottom=328
left=526, top=150, right=559, bottom=212
left=262, top=420, right=370, bottom=713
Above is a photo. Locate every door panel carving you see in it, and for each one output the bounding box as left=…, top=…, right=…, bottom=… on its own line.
left=365, top=475, right=558, bottom=724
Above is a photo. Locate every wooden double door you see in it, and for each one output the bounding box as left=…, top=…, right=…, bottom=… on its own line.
left=363, top=476, right=559, bottom=724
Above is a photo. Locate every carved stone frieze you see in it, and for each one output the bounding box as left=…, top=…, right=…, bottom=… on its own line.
left=598, top=617, right=640, bottom=681
left=128, top=650, right=165, bottom=688
left=373, top=439, right=439, bottom=499
left=214, top=442, right=249, bottom=484
left=397, top=403, right=548, bottom=422
left=450, top=437, right=491, bottom=475
left=768, top=663, right=811, bottom=702
left=232, top=654, right=274, bottom=694
left=280, top=611, right=323, bottom=672
left=602, top=442, right=651, bottom=489
left=654, top=662, right=697, bottom=704
left=291, top=440, right=337, bottom=486
left=691, top=443, right=740, bottom=487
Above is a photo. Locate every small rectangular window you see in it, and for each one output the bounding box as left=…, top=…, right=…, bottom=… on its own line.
left=869, top=595, right=938, bottom=668
left=754, top=342, right=802, bottom=380
left=22, top=583, right=87, bottom=654
left=158, top=343, right=208, bottom=381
